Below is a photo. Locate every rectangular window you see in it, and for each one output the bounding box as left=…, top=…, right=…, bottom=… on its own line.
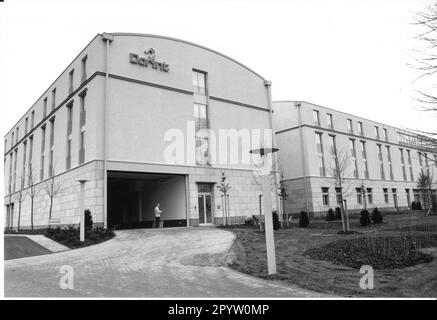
left=322, top=187, right=329, bottom=206
left=386, top=146, right=392, bottom=163
left=353, top=159, right=359, bottom=178
left=8, top=153, right=13, bottom=192
left=315, top=132, right=323, bottom=153
left=335, top=187, right=342, bottom=205
left=383, top=128, right=388, bottom=141
left=319, top=155, right=326, bottom=176
left=358, top=121, right=363, bottom=136
left=383, top=188, right=389, bottom=203
left=4, top=139, right=7, bottom=153
left=69, top=69, right=74, bottom=94
left=49, top=118, right=55, bottom=177
left=327, top=113, right=333, bottom=129
left=79, top=130, right=85, bottom=165
left=194, top=103, right=209, bottom=165
left=356, top=188, right=363, bottom=204
left=29, top=135, right=33, bottom=166
left=40, top=125, right=46, bottom=180
left=66, top=139, right=72, bottom=170
left=194, top=103, right=208, bottom=131
left=13, top=149, right=18, bottom=192
left=11, top=132, right=14, bottom=148
left=25, top=117, right=28, bottom=134
left=80, top=90, right=87, bottom=127
left=81, top=55, right=87, bottom=82
left=16, top=127, right=19, bottom=143
left=410, top=166, right=414, bottom=181
left=377, top=144, right=383, bottom=161
left=380, top=163, right=385, bottom=180
left=347, top=119, right=353, bottom=134
left=407, top=149, right=412, bottom=165
left=313, top=110, right=320, bottom=126
left=22, top=141, right=27, bottom=188
left=31, top=110, right=35, bottom=129
left=43, top=97, right=48, bottom=117
left=375, top=126, right=380, bottom=139
left=67, top=102, right=73, bottom=136
left=367, top=188, right=373, bottom=204
left=350, top=139, right=356, bottom=157
left=51, top=88, right=56, bottom=110
left=328, top=135, right=336, bottom=154
left=192, top=70, right=207, bottom=95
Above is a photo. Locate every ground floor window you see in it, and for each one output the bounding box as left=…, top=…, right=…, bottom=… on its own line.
left=321, top=187, right=329, bottom=206
left=366, top=188, right=373, bottom=204
left=335, top=187, right=342, bottom=204
left=383, top=188, right=389, bottom=203
left=356, top=188, right=362, bottom=204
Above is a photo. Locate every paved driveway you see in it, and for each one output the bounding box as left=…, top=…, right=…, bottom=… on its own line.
left=4, top=227, right=322, bottom=297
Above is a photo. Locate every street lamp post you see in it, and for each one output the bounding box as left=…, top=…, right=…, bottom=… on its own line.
left=249, top=146, right=279, bottom=275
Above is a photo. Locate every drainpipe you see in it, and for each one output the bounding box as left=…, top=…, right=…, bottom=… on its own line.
left=102, top=32, right=113, bottom=229
left=264, top=80, right=281, bottom=223
left=296, top=102, right=310, bottom=213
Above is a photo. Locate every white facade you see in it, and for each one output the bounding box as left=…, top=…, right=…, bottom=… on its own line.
left=4, top=33, right=277, bottom=229
left=273, top=101, right=437, bottom=217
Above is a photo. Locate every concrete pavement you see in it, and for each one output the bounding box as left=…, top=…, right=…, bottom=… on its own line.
left=4, top=227, right=323, bottom=297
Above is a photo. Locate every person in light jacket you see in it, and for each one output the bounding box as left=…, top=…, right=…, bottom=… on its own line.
left=154, top=203, right=163, bottom=228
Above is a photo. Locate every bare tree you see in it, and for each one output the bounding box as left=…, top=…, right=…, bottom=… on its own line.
left=276, top=171, right=288, bottom=226
left=328, top=147, right=353, bottom=233
left=15, top=175, right=27, bottom=231
left=217, top=171, right=232, bottom=226
left=412, top=2, right=437, bottom=110
left=417, top=170, right=436, bottom=210
left=26, top=163, right=40, bottom=230
left=42, top=166, right=62, bottom=221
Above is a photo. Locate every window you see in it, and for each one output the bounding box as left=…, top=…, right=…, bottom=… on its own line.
left=350, top=139, right=356, bottom=157
left=386, top=146, right=392, bottom=162
left=194, top=103, right=208, bottom=131
left=192, top=70, right=206, bottom=95
left=409, top=166, right=414, bottom=182
left=11, top=132, right=14, bottom=148
left=319, top=155, right=326, bottom=176
left=315, top=132, right=323, bottom=153
left=360, top=141, right=367, bottom=159
left=66, top=102, right=73, bottom=170
left=16, top=127, right=19, bottom=143
left=374, top=126, right=380, bottom=139
left=377, top=144, right=385, bottom=179
left=377, top=144, right=383, bottom=161
left=353, top=159, right=359, bottom=178
left=383, top=188, right=389, bottom=203
left=66, top=139, right=72, bottom=170
left=194, top=103, right=209, bottom=165
left=81, top=55, right=87, bottom=82
left=69, top=69, right=74, bottom=94
left=313, top=110, right=320, bottom=126
left=40, top=125, right=46, bottom=180
left=358, top=121, right=363, bottom=136
left=22, top=141, right=27, bottom=188
left=328, top=135, right=336, bottom=154
left=31, top=110, right=35, bottom=129
left=383, top=128, right=388, bottom=141
left=51, top=88, right=56, bottom=110
left=43, top=97, right=48, bottom=117
left=25, top=117, right=28, bottom=134
left=322, top=187, right=329, bottom=206
left=79, top=90, right=87, bottom=127
left=407, top=149, right=412, bottom=165
left=49, top=118, right=55, bottom=177
left=13, top=148, right=18, bottom=192
left=4, top=139, right=7, bottom=153
left=8, top=153, right=13, bottom=192
left=356, top=188, right=363, bottom=204
left=29, top=135, right=33, bottom=168
left=367, top=188, right=373, bottom=204
left=387, top=146, right=393, bottom=180
left=327, top=113, right=333, bottom=129
left=347, top=119, right=353, bottom=133
left=79, top=130, right=85, bottom=165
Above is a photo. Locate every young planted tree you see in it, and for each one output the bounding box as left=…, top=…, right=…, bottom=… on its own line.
left=329, top=146, right=353, bottom=233
left=276, top=171, right=289, bottom=227
left=26, top=164, right=40, bottom=230
left=417, top=170, right=436, bottom=210
left=217, top=171, right=232, bottom=226
left=15, top=175, right=27, bottom=231
left=42, top=166, right=63, bottom=221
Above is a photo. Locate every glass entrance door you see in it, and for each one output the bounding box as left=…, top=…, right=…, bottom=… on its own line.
left=198, top=193, right=212, bottom=224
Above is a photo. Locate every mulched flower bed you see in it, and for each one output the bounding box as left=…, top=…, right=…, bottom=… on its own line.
left=304, top=234, right=437, bottom=269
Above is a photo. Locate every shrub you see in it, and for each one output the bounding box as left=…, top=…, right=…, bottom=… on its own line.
left=251, top=215, right=260, bottom=226
left=326, top=208, right=336, bottom=221
left=360, top=209, right=371, bottom=226
left=299, top=211, right=310, bottom=228
left=272, top=211, right=281, bottom=230
left=411, top=201, right=417, bottom=210
left=335, top=207, right=342, bottom=220
left=417, top=201, right=423, bottom=210
left=371, top=207, right=383, bottom=224
left=244, top=216, right=254, bottom=226
left=85, top=209, right=93, bottom=232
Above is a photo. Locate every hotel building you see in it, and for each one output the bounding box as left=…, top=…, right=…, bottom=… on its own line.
left=273, top=101, right=437, bottom=217
left=4, top=33, right=277, bottom=229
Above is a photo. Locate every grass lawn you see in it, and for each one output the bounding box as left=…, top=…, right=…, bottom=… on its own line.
left=4, top=236, right=52, bottom=260
left=224, top=211, right=437, bottom=297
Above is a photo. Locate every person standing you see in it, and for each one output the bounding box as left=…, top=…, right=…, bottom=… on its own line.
left=154, top=203, right=163, bottom=228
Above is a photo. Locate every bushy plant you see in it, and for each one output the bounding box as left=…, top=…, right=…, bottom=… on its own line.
left=85, top=209, right=93, bottom=232
left=335, top=207, right=342, bottom=220
left=326, top=208, right=336, bottom=221
left=360, top=209, right=371, bottom=226
left=417, top=201, right=423, bottom=210
left=272, top=211, right=281, bottom=230
left=244, top=215, right=254, bottom=226
left=371, top=207, right=383, bottom=224
left=251, top=215, right=260, bottom=226
left=411, top=201, right=417, bottom=210
left=299, top=211, right=310, bottom=228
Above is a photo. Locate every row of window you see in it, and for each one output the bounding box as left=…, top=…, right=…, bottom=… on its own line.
left=315, top=131, right=436, bottom=181
left=6, top=89, right=87, bottom=194
left=313, top=109, right=389, bottom=141
left=5, top=56, right=88, bottom=154
left=321, top=187, right=425, bottom=207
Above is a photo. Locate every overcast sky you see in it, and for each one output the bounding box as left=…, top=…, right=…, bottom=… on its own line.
left=0, top=0, right=435, bottom=138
